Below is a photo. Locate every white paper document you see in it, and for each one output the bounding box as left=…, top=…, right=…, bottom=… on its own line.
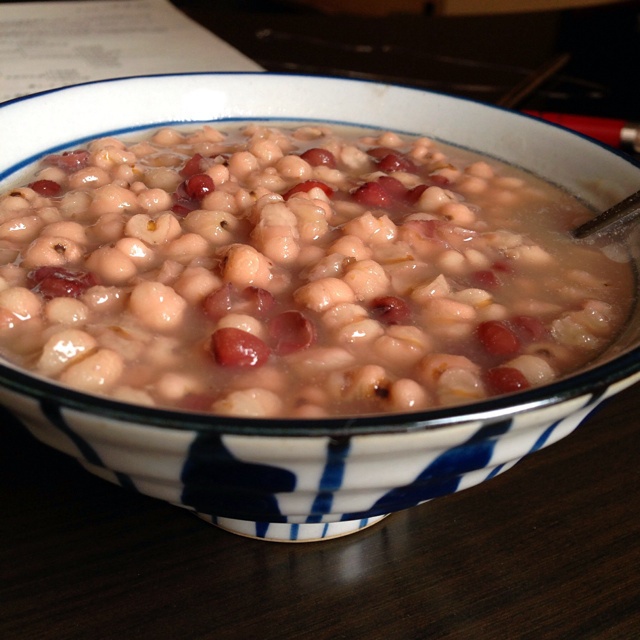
left=0, top=0, right=262, bottom=103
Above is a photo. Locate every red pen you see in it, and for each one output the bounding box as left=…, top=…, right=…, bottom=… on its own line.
left=523, top=111, right=640, bottom=152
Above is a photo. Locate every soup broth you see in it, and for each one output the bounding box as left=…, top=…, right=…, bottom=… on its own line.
left=0, top=122, right=633, bottom=417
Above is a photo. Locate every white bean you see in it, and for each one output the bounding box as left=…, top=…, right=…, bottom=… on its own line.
left=417, top=186, right=457, bottom=211
left=114, top=237, right=157, bottom=269
left=151, top=128, right=184, bottom=146
left=420, top=298, right=476, bottom=339
left=156, top=372, right=204, bottom=401
left=328, top=234, right=373, bottom=260
left=504, top=355, right=555, bottom=385
left=286, top=346, right=355, bottom=376
left=228, top=151, right=259, bottom=181
left=250, top=139, right=284, bottom=165
left=67, top=167, right=112, bottom=190
left=342, top=259, right=390, bottom=302
left=212, top=388, right=283, bottom=417
left=328, top=364, right=390, bottom=402
left=36, top=328, right=98, bottom=376
left=304, top=253, right=352, bottom=281
left=124, top=212, right=182, bottom=245
left=136, top=187, right=173, bottom=213
left=111, top=386, right=155, bottom=406
left=183, top=209, right=239, bottom=245
left=276, top=154, right=312, bottom=180
left=504, top=244, right=554, bottom=267
left=22, top=236, right=84, bottom=268
left=373, top=325, right=432, bottom=369
left=89, top=184, right=140, bottom=216
left=336, top=318, right=385, bottom=346
left=218, top=244, right=274, bottom=290
left=81, top=286, right=126, bottom=315
left=294, top=277, right=355, bottom=312
left=0, top=286, right=42, bottom=320
left=45, top=298, right=89, bottom=325
left=0, top=215, right=44, bottom=243
left=340, top=145, right=372, bottom=172
left=388, top=378, right=431, bottom=412
left=217, top=313, right=266, bottom=339
left=343, top=212, right=397, bottom=245
left=417, top=353, right=480, bottom=388
left=286, top=198, right=330, bottom=242
left=165, top=233, right=210, bottom=263
left=172, top=267, right=222, bottom=305
left=321, top=303, right=369, bottom=330
left=59, top=348, right=124, bottom=392
left=202, top=190, right=238, bottom=214
left=439, top=202, right=476, bottom=225
left=129, top=281, right=187, bottom=332
left=41, top=221, right=88, bottom=245
left=436, top=367, right=485, bottom=405
left=86, top=212, right=127, bottom=244
left=85, top=246, right=138, bottom=285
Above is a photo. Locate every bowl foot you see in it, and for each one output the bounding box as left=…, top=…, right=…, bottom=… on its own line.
left=195, top=513, right=388, bottom=542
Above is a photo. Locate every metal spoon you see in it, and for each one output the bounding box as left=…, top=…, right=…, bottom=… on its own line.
left=573, top=189, right=640, bottom=239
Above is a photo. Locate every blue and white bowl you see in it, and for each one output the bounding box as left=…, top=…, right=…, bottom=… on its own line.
left=1, top=73, right=639, bottom=542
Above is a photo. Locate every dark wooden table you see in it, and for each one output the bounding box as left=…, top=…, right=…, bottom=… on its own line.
left=2, top=3, right=640, bottom=639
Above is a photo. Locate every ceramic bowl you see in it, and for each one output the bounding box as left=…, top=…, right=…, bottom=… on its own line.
left=1, top=73, right=639, bottom=542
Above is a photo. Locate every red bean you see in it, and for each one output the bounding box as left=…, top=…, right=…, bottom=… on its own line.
left=283, top=180, right=334, bottom=200
left=377, top=152, right=418, bottom=174
left=28, top=266, right=98, bottom=300
left=268, top=310, right=316, bottom=355
left=43, top=150, right=90, bottom=173
left=405, top=184, right=429, bottom=204
left=243, top=286, right=276, bottom=318
left=491, top=260, right=514, bottom=274
left=300, top=148, right=337, bottom=168
left=370, top=296, right=411, bottom=325
left=367, top=147, right=392, bottom=159
left=203, top=284, right=234, bottom=320
left=180, top=153, right=206, bottom=178
left=376, top=176, right=408, bottom=200
left=171, top=199, right=198, bottom=216
left=172, top=173, right=215, bottom=215
left=484, top=367, right=530, bottom=395
left=402, top=218, right=444, bottom=240
left=352, top=181, right=392, bottom=208
left=512, top=315, right=547, bottom=342
left=476, top=320, right=521, bottom=357
left=471, top=270, right=501, bottom=289
left=178, top=393, right=215, bottom=412
left=203, top=284, right=276, bottom=321
left=210, top=327, right=270, bottom=367
left=367, top=146, right=418, bottom=173
left=180, top=154, right=229, bottom=179
left=428, top=174, right=450, bottom=187
left=28, top=179, right=61, bottom=196
left=183, top=173, right=215, bottom=200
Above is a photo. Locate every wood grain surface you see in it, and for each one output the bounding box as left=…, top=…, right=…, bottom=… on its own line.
left=3, top=383, right=640, bottom=639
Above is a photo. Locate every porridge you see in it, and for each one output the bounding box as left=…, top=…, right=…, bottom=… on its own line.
left=0, top=123, right=633, bottom=417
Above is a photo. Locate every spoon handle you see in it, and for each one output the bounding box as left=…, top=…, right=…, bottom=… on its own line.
left=573, top=189, right=640, bottom=239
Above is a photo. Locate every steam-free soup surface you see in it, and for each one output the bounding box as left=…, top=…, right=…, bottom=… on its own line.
left=0, top=123, right=633, bottom=417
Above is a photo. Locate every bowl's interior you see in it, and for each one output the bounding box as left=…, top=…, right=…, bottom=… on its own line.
left=1, top=72, right=639, bottom=434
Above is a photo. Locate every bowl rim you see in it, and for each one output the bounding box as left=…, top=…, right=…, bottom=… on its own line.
left=1, top=71, right=639, bottom=437
left=0, top=349, right=637, bottom=436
